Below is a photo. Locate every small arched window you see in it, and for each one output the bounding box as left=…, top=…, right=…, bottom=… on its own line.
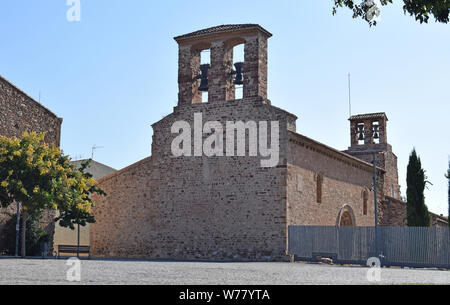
left=362, top=189, right=369, bottom=215
left=316, top=173, right=323, bottom=204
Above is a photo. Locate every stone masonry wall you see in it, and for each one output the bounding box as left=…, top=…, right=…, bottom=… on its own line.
left=90, top=157, right=153, bottom=257
left=0, top=76, right=62, bottom=145
left=287, top=132, right=376, bottom=228
left=91, top=98, right=296, bottom=261
left=0, top=75, right=62, bottom=255
left=379, top=196, right=407, bottom=226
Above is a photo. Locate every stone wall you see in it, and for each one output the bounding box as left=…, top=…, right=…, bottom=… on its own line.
left=90, top=157, right=153, bottom=258
left=431, top=213, right=448, bottom=228
left=287, top=132, right=377, bottom=228
left=90, top=97, right=396, bottom=261
left=91, top=98, right=296, bottom=261
left=0, top=75, right=62, bottom=145
left=0, top=75, right=62, bottom=255
left=379, top=196, right=407, bottom=226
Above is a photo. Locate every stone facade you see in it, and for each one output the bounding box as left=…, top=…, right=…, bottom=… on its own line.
left=0, top=75, right=63, bottom=254
left=287, top=133, right=378, bottom=228
left=90, top=24, right=446, bottom=262
left=379, top=196, right=407, bottom=226
left=0, top=75, right=62, bottom=145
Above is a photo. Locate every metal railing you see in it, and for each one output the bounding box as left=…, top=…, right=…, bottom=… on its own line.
left=288, top=226, right=450, bottom=269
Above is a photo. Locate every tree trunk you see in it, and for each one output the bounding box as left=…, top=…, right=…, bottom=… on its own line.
left=20, top=210, right=27, bottom=258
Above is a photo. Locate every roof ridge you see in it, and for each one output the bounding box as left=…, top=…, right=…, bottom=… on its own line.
left=349, top=112, right=388, bottom=121
left=174, top=24, right=272, bottom=41
left=0, top=74, right=62, bottom=120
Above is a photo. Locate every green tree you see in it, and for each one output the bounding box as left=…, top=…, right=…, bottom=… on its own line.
left=56, top=159, right=106, bottom=230
left=406, top=149, right=431, bottom=227
left=333, top=0, right=450, bottom=26
left=1, top=213, right=49, bottom=256
left=0, top=132, right=105, bottom=257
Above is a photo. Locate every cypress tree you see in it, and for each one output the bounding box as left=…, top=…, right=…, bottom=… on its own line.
left=406, top=149, right=431, bottom=227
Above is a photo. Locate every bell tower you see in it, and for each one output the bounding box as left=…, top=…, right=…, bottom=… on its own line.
left=348, top=112, right=388, bottom=150
left=345, top=112, right=400, bottom=200
left=174, top=24, right=272, bottom=106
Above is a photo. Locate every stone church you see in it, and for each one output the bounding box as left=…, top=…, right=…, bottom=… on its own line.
left=89, top=24, right=416, bottom=261
left=1, top=24, right=446, bottom=259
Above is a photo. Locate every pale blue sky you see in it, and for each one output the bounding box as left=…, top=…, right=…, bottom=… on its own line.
left=0, top=1, right=448, bottom=215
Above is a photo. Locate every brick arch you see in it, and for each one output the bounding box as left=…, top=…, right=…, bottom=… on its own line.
left=191, top=42, right=211, bottom=51
left=224, top=37, right=246, bottom=48
left=336, top=204, right=356, bottom=226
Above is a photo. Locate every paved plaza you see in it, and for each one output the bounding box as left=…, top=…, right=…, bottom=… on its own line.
left=0, top=258, right=448, bottom=285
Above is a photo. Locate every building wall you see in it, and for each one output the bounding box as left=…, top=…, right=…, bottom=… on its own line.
left=287, top=132, right=376, bottom=228
left=52, top=160, right=116, bottom=253
left=379, top=196, right=407, bottom=226
left=0, top=76, right=62, bottom=145
left=91, top=98, right=296, bottom=261
left=0, top=75, right=62, bottom=255
left=90, top=157, right=153, bottom=258
left=431, top=214, right=448, bottom=228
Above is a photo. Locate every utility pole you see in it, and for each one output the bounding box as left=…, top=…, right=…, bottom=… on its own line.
left=372, top=152, right=379, bottom=260
left=348, top=73, right=352, bottom=117
left=77, top=223, right=80, bottom=258
left=15, top=202, right=21, bottom=257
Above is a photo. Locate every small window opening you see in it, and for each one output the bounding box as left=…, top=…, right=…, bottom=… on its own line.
left=357, top=123, right=365, bottom=145
left=363, top=190, right=368, bottom=215
left=316, top=174, right=323, bottom=204
left=202, top=91, right=209, bottom=103
left=372, top=121, right=380, bottom=144
left=200, top=49, right=210, bottom=103
left=233, top=44, right=244, bottom=100
left=201, top=49, right=210, bottom=65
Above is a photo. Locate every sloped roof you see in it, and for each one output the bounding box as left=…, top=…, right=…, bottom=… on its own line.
left=174, top=24, right=272, bottom=42
left=0, top=74, right=61, bottom=120
left=349, top=112, right=388, bottom=121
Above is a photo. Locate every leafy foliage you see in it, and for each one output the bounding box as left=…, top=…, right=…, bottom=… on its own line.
left=56, top=159, right=106, bottom=230
left=0, top=132, right=105, bottom=231
left=1, top=213, right=49, bottom=256
left=406, top=149, right=431, bottom=227
left=333, top=0, right=450, bottom=26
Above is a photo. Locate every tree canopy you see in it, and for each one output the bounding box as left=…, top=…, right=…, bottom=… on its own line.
left=0, top=132, right=104, bottom=229
left=333, top=0, right=450, bottom=26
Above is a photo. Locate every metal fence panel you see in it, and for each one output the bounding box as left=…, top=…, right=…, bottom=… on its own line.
left=288, top=226, right=450, bottom=269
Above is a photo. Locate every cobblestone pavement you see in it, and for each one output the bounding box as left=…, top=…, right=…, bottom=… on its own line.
left=0, top=258, right=448, bottom=285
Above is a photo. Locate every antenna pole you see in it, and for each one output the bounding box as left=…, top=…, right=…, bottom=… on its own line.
left=91, top=145, right=104, bottom=160
left=348, top=73, right=352, bottom=117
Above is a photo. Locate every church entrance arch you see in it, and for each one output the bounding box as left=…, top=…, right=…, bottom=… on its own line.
left=336, top=205, right=356, bottom=260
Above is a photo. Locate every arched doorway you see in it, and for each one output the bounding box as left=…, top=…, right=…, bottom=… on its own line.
left=336, top=205, right=356, bottom=227
left=340, top=211, right=354, bottom=226
left=336, top=205, right=356, bottom=260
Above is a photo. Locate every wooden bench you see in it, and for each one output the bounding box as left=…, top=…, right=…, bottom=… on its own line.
left=57, top=245, right=91, bottom=259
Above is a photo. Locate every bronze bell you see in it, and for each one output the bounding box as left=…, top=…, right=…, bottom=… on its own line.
left=233, top=62, right=244, bottom=85
left=373, top=132, right=380, bottom=139
left=358, top=132, right=365, bottom=141
left=198, top=64, right=210, bottom=92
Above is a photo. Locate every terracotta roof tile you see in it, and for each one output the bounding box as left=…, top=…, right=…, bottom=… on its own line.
left=349, top=112, right=388, bottom=121
left=174, top=24, right=272, bottom=41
